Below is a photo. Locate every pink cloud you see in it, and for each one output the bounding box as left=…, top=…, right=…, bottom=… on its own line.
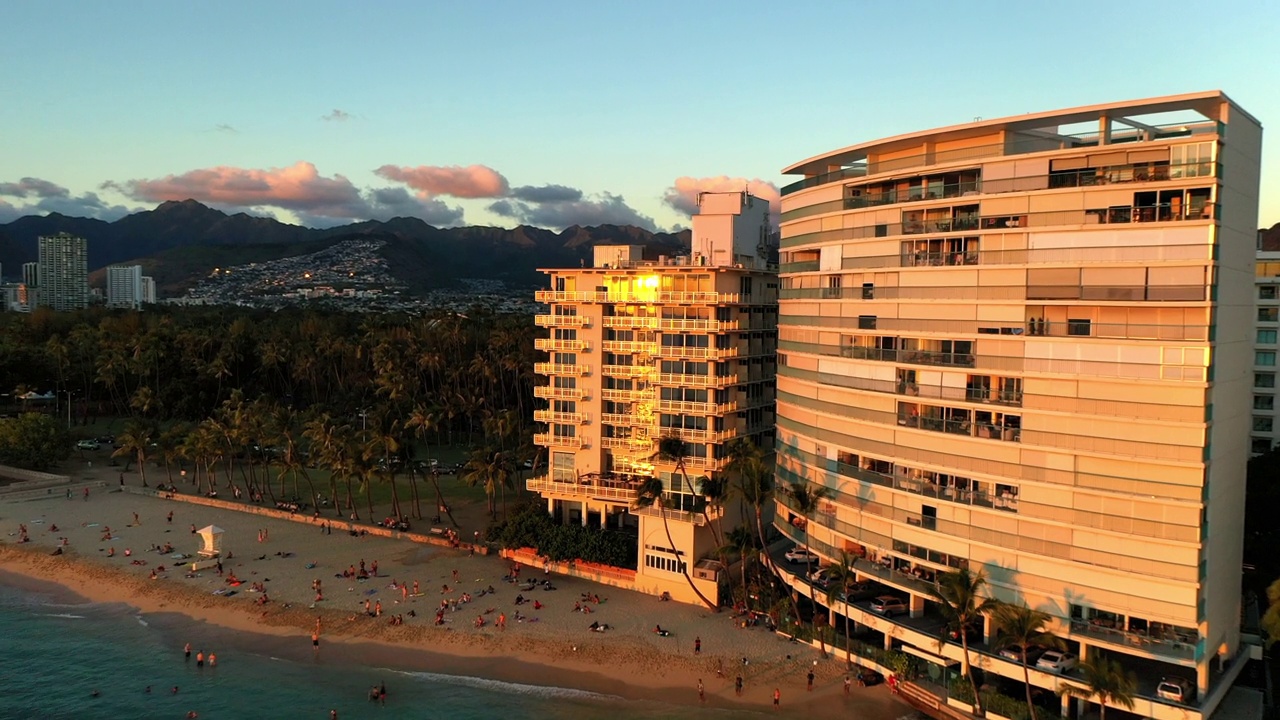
left=663, top=176, right=781, bottom=219
left=110, top=161, right=365, bottom=217
left=374, top=164, right=509, bottom=199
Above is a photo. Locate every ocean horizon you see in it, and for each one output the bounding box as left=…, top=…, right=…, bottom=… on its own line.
left=0, top=579, right=772, bottom=720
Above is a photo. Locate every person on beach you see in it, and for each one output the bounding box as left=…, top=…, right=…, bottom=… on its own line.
left=698, top=679, right=705, bottom=703
left=167, top=511, right=173, bottom=524
left=133, top=512, right=140, bottom=525
left=313, top=631, right=320, bottom=651
left=694, top=636, right=701, bottom=654
left=843, top=675, right=851, bottom=695
left=375, top=600, right=382, bottom=617
left=807, top=670, right=814, bottom=691
left=735, top=676, right=743, bottom=696
left=773, top=688, right=780, bottom=709
left=83, top=487, right=89, bottom=500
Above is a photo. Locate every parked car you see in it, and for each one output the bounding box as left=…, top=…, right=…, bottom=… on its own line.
left=998, top=644, right=1047, bottom=665
left=838, top=580, right=882, bottom=603
left=1157, top=677, right=1194, bottom=704
left=946, top=619, right=983, bottom=643
left=76, top=440, right=100, bottom=451
left=784, top=547, right=820, bottom=565
left=807, top=567, right=833, bottom=588
left=869, top=595, right=907, bottom=617
left=1035, top=650, right=1078, bottom=673
left=96, top=435, right=114, bottom=444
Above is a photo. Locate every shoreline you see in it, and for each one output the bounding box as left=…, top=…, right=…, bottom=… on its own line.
left=0, top=489, right=912, bottom=719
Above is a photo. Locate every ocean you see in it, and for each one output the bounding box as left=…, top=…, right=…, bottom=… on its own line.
left=0, top=580, right=760, bottom=720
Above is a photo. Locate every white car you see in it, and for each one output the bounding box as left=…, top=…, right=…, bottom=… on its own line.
left=1035, top=650, right=1078, bottom=673
left=784, top=547, right=819, bottom=565
left=870, top=595, right=907, bottom=617
left=807, top=567, right=834, bottom=587
left=76, top=439, right=100, bottom=451
left=1157, top=677, right=1194, bottom=704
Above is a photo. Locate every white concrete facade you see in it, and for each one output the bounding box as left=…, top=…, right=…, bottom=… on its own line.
left=107, top=265, right=144, bottom=309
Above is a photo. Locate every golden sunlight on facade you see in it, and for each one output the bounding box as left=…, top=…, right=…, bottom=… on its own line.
left=774, top=91, right=1261, bottom=720
left=529, top=192, right=777, bottom=605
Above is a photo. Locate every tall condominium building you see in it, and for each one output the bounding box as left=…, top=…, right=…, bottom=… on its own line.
left=21, top=262, right=39, bottom=306
left=529, top=191, right=777, bottom=605
left=37, top=233, right=88, bottom=311
left=774, top=92, right=1259, bottom=720
left=141, top=276, right=157, bottom=305
left=106, top=264, right=144, bottom=309
left=1255, top=250, right=1280, bottom=454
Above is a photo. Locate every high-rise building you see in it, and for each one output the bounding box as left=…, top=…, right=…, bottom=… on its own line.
left=1255, top=250, right=1280, bottom=455
left=141, top=276, right=157, bottom=305
left=21, top=262, right=39, bottom=306
left=528, top=191, right=777, bottom=605
left=106, top=265, right=144, bottom=309
left=36, top=233, right=88, bottom=311
left=774, top=92, right=1259, bottom=720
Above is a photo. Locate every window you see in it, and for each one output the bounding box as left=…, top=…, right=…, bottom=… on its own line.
left=1258, top=352, right=1277, bottom=367
left=921, top=505, right=937, bottom=531
left=644, top=554, right=687, bottom=575
left=1067, top=319, right=1092, bottom=336
left=1254, top=417, right=1274, bottom=433
left=1255, top=395, right=1275, bottom=411
left=553, top=376, right=577, bottom=388
left=553, top=328, right=578, bottom=340
left=1260, top=307, right=1279, bottom=322
left=1258, top=373, right=1277, bottom=388
left=553, top=352, right=577, bottom=365
left=552, top=452, right=575, bottom=483
left=1262, top=286, right=1279, bottom=300
left=1254, top=438, right=1275, bottom=454
left=1260, top=330, right=1278, bottom=345
left=858, top=315, right=877, bottom=330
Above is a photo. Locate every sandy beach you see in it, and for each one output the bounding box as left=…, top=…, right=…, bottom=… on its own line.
left=0, top=484, right=914, bottom=719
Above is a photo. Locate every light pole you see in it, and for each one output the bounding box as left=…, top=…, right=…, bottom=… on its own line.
left=60, top=390, right=72, bottom=429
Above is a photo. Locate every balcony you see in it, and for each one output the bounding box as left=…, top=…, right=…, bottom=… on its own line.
left=602, top=364, right=653, bottom=378
left=779, top=260, right=821, bottom=273
left=656, top=399, right=739, bottom=415
left=533, top=410, right=587, bottom=424
left=534, top=338, right=590, bottom=352
left=599, top=412, right=640, bottom=426
left=534, top=385, right=589, bottom=401
left=600, top=388, right=650, bottom=402
left=657, top=345, right=739, bottom=360
left=632, top=503, right=717, bottom=526
left=602, top=316, right=658, bottom=329
left=1069, top=620, right=1195, bottom=662
left=601, top=340, right=658, bottom=354
left=599, top=436, right=652, bottom=450
left=655, top=372, right=740, bottom=387
left=533, top=362, right=590, bottom=376
left=534, top=314, right=590, bottom=328
left=661, top=426, right=736, bottom=444
left=840, top=346, right=975, bottom=369
left=657, top=318, right=739, bottom=332
left=533, top=433, right=585, bottom=448
left=526, top=474, right=642, bottom=503
left=536, top=290, right=745, bottom=304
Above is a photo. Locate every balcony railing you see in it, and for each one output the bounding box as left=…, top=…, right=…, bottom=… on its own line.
left=840, top=345, right=975, bottom=369
left=532, top=410, right=588, bottom=424
left=602, top=316, right=659, bottom=329
left=599, top=436, right=652, bottom=450
left=656, top=318, right=738, bottom=332
left=657, top=345, right=739, bottom=360
left=533, top=433, right=585, bottom=448
left=533, top=362, right=590, bottom=376
left=534, top=314, right=590, bottom=328
left=602, top=364, right=652, bottom=378
left=1068, top=620, right=1195, bottom=661
left=655, top=372, right=741, bottom=387
left=536, top=290, right=745, bottom=304
left=534, top=338, right=590, bottom=352
left=534, top=385, right=588, bottom=400
left=526, top=475, right=642, bottom=502
left=783, top=241, right=1212, bottom=272
left=657, top=399, right=739, bottom=415
left=779, top=284, right=1207, bottom=303
left=600, top=388, right=650, bottom=402
left=601, top=340, right=658, bottom=354
left=780, top=366, right=1021, bottom=407
left=660, top=427, right=736, bottom=444
left=600, top=412, right=639, bottom=426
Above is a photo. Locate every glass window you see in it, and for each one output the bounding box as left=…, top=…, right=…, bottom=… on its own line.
left=1258, top=352, right=1278, bottom=367
left=1254, top=417, right=1274, bottom=433
left=1260, top=308, right=1279, bottom=322
left=1254, top=438, right=1275, bottom=454
left=1255, top=395, right=1275, bottom=411
left=1262, top=286, right=1279, bottom=300
left=552, top=452, right=575, bottom=483
left=1260, top=330, right=1278, bottom=345
left=1258, top=373, right=1277, bottom=388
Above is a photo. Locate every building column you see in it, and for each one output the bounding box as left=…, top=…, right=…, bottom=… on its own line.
left=884, top=633, right=894, bottom=651
left=1077, top=641, right=1088, bottom=663
left=547, top=497, right=555, bottom=517
left=1197, top=661, right=1210, bottom=699
left=581, top=500, right=589, bottom=527
left=1098, top=114, right=1111, bottom=146
left=1060, top=692, right=1071, bottom=718
left=909, top=593, right=926, bottom=619
left=599, top=507, right=608, bottom=529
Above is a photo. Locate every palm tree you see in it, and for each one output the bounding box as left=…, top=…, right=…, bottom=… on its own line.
left=721, top=525, right=756, bottom=612
left=462, top=446, right=513, bottom=520
left=652, top=434, right=704, bottom=522
left=824, top=551, right=861, bottom=669
left=1060, top=653, right=1137, bottom=720
left=788, top=479, right=833, bottom=657
left=992, top=603, right=1065, bottom=720
left=363, top=418, right=404, bottom=520
left=406, top=404, right=455, bottom=525
left=933, top=568, right=999, bottom=714
left=113, top=420, right=155, bottom=487
left=634, top=475, right=718, bottom=610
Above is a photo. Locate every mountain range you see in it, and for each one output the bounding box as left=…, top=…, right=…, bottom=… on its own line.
left=0, top=200, right=691, bottom=295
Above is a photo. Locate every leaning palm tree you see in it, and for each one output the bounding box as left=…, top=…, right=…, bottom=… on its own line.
left=462, top=445, right=512, bottom=520
left=720, top=525, right=757, bottom=612
left=634, top=475, right=718, bottom=610
left=933, top=568, right=999, bottom=715
left=788, top=479, right=833, bottom=657
left=405, top=404, right=456, bottom=526
left=1060, top=653, right=1137, bottom=720
left=992, top=603, right=1065, bottom=720
left=653, top=434, right=725, bottom=541
left=824, top=551, right=861, bottom=669
left=113, top=420, right=155, bottom=487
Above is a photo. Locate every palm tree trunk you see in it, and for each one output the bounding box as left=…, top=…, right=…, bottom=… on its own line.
left=429, top=472, right=458, bottom=527
left=137, top=451, right=148, bottom=487
left=389, top=472, right=402, bottom=519
left=843, top=611, right=853, bottom=669
left=658, top=499, right=717, bottom=610
left=961, top=636, right=982, bottom=715
left=365, top=478, right=375, bottom=519
left=407, top=468, right=422, bottom=519
left=1023, top=654, right=1035, bottom=720
left=344, top=476, right=358, bottom=520
left=802, top=527, right=828, bottom=657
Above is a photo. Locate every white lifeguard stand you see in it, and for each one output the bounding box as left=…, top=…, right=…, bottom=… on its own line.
left=197, top=525, right=224, bottom=558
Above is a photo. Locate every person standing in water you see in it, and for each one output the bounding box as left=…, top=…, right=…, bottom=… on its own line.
left=184, top=643, right=191, bottom=660
left=195, top=651, right=204, bottom=668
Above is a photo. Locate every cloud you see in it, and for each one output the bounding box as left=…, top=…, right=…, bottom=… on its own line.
left=510, top=184, right=583, bottom=203
left=663, top=176, right=781, bottom=219
left=321, top=109, right=352, bottom=123
left=0, top=177, right=136, bottom=222
left=488, top=191, right=656, bottom=231
left=104, top=162, right=466, bottom=227
left=374, top=164, right=509, bottom=199
left=214, top=123, right=238, bottom=134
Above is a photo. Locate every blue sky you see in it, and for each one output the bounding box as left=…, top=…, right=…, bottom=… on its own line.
left=1, top=0, right=1276, bottom=230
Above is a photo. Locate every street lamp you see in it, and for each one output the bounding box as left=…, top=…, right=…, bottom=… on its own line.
left=59, top=390, right=73, bottom=429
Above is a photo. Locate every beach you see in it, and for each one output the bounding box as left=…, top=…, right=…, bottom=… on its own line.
left=0, top=483, right=916, bottom=719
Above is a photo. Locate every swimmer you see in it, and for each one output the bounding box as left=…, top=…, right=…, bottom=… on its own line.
left=172, top=686, right=180, bottom=695
left=90, top=689, right=100, bottom=698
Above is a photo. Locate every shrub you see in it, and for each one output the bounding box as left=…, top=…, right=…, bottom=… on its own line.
left=950, top=677, right=976, bottom=704
left=489, top=502, right=637, bottom=569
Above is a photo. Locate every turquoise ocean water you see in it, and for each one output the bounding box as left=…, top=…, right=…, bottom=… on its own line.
left=0, top=580, right=753, bottom=720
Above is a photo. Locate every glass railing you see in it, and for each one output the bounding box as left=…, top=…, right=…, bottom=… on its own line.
left=779, top=317, right=1210, bottom=343
left=844, top=179, right=980, bottom=209
left=780, top=366, right=1022, bottom=408
left=779, top=260, right=821, bottom=273
left=778, top=285, right=1206, bottom=302
left=781, top=203, right=1220, bottom=243
left=779, top=241, right=1210, bottom=271
left=1068, top=620, right=1195, bottom=661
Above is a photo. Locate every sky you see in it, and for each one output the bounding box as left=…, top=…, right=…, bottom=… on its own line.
left=1, top=0, right=1277, bottom=232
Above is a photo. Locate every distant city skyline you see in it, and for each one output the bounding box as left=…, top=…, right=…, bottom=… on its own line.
left=2, top=0, right=1276, bottom=230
